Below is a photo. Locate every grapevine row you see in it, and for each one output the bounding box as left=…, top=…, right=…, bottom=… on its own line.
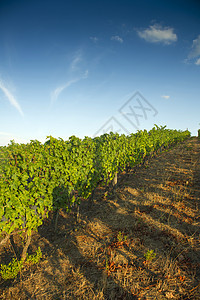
left=0, top=126, right=190, bottom=261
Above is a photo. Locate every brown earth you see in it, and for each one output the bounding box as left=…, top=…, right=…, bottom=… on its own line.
left=0, top=137, right=200, bottom=299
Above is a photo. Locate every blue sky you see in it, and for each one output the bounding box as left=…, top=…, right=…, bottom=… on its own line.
left=0, top=0, right=200, bottom=145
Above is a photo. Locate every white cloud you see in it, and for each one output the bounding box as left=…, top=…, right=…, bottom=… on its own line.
left=161, top=95, right=170, bottom=99
left=70, top=51, right=82, bottom=71
left=0, top=79, right=24, bottom=116
left=186, top=35, right=200, bottom=65
left=111, top=35, right=123, bottom=43
left=51, top=51, right=89, bottom=104
left=82, top=69, right=89, bottom=79
left=51, top=78, right=79, bottom=104
left=90, top=37, right=98, bottom=43
left=195, top=58, right=200, bottom=65
left=137, top=24, right=177, bottom=45
left=188, top=35, right=200, bottom=59
left=51, top=70, right=89, bottom=104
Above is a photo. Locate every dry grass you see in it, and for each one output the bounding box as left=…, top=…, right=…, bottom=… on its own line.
left=0, top=137, right=200, bottom=299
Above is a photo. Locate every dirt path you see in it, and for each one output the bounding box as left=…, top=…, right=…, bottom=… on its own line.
left=0, top=137, right=200, bottom=299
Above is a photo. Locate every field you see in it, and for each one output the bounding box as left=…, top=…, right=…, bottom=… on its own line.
left=0, top=137, right=199, bottom=299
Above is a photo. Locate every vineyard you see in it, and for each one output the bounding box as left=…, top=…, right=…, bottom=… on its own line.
left=1, top=125, right=200, bottom=299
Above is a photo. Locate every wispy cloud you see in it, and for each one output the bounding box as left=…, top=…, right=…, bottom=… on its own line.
left=51, top=78, right=79, bottom=104
left=51, top=50, right=89, bottom=104
left=82, top=70, right=89, bottom=78
left=195, top=58, right=200, bottom=65
left=111, top=35, right=123, bottom=43
left=137, top=24, right=177, bottom=45
left=90, top=36, right=98, bottom=43
left=51, top=70, right=89, bottom=104
left=186, top=35, right=200, bottom=65
left=0, top=79, right=24, bottom=116
left=161, top=95, right=170, bottom=99
left=70, top=51, right=82, bottom=71
left=188, top=35, right=200, bottom=59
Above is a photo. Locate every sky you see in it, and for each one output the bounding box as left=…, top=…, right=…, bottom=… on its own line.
left=0, top=0, right=200, bottom=146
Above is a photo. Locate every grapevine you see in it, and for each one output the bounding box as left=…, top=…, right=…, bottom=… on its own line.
left=0, top=126, right=190, bottom=264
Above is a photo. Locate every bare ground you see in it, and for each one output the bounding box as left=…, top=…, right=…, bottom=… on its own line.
left=0, top=137, right=200, bottom=299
